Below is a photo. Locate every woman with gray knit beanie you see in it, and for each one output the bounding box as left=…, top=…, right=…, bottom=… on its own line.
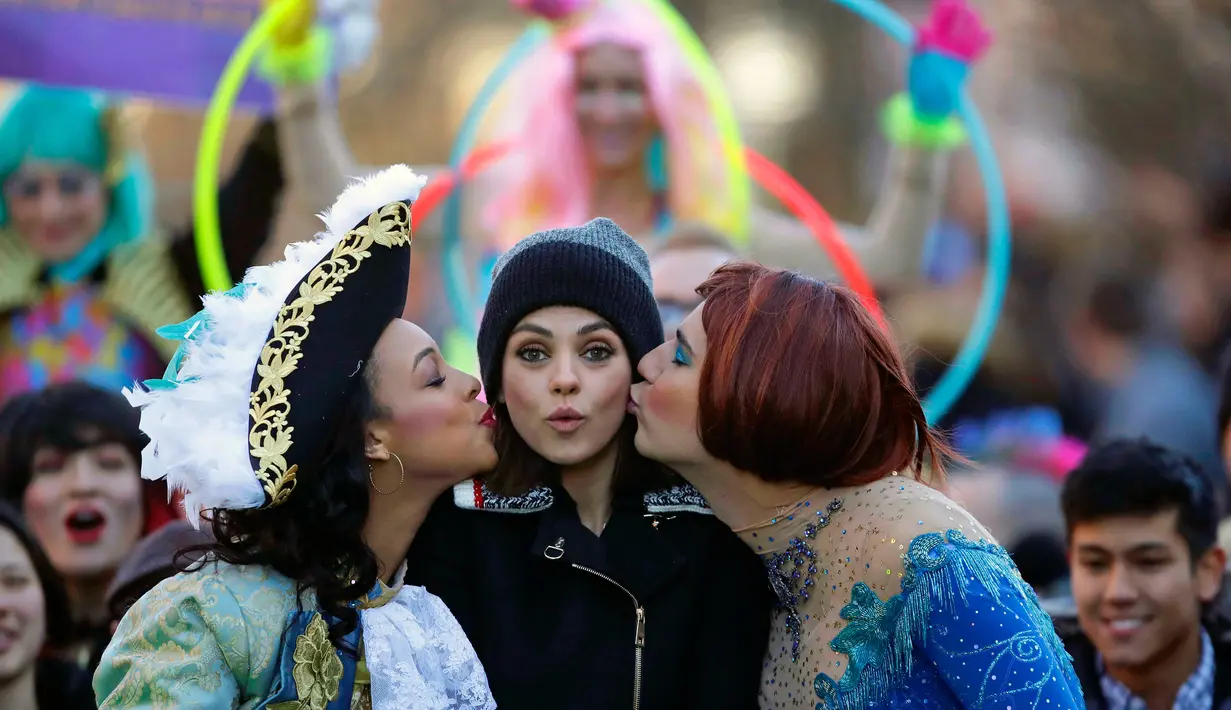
left=406, top=217, right=771, bottom=710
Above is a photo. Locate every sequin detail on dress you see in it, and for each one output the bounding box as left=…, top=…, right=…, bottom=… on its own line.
left=765, top=498, right=842, bottom=663
left=813, top=528, right=1074, bottom=709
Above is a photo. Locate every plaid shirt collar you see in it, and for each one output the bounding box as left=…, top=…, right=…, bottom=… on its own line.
left=1098, top=629, right=1215, bottom=710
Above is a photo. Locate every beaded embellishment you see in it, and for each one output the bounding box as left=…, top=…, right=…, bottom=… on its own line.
left=763, top=498, right=843, bottom=663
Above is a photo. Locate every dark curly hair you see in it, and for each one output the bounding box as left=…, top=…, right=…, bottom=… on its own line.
left=183, top=361, right=384, bottom=652
left=0, top=381, right=179, bottom=534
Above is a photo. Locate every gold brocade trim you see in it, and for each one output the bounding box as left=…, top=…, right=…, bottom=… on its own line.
left=248, top=201, right=412, bottom=508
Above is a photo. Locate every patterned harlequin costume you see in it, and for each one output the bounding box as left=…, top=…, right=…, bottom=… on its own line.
left=93, top=166, right=495, bottom=710
left=0, top=235, right=188, bottom=402
left=0, top=85, right=286, bottom=403
left=748, top=475, right=1084, bottom=709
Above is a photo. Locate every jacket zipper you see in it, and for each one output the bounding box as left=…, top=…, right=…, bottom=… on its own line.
left=544, top=537, right=645, bottom=710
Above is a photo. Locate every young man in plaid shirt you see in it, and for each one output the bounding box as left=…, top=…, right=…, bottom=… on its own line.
left=1057, top=438, right=1231, bottom=709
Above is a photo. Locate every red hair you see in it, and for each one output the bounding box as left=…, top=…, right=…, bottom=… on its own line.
left=696, top=262, right=953, bottom=486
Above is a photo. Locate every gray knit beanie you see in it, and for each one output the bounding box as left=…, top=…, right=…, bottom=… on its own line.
left=477, top=218, right=663, bottom=398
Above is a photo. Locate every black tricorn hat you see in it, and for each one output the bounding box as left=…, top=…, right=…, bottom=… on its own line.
left=246, top=169, right=420, bottom=508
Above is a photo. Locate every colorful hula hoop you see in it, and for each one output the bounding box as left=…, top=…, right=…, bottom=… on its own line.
left=440, top=23, right=552, bottom=333
left=742, top=150, right=885, bottom=328
left=440, top=0, right=753, bottom=340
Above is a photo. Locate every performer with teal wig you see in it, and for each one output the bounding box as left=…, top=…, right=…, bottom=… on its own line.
left=0, top=87, right=152, bottom=283
left=0, top=22, right=361, bottom=404
left=0, top=84, right=181, bottom=401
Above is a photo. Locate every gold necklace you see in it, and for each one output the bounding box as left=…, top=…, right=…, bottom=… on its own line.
left=732, top=488, right=824, bottom=533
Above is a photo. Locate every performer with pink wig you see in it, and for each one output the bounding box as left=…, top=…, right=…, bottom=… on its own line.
left=483, top=0, right=743, bottom=246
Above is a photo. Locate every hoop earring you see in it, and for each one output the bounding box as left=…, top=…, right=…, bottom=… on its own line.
left=369, top=453, right=405, bottom=496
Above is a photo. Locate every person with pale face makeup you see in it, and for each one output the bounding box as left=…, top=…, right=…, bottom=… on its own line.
left=406, top=218, right=771, bottom=710
left=96, top=167, right=498, bottom=709
left=0, top=36, right=370, bottom=403
left=484, top=0, right=986, bottom=279
left=629, top=262, right=1082, bottom=709
left=0, top=502, right=95, bottom=709
left=0, top=381, right=180, bottom=671
left=1056, top=439, right=1231, bottom=709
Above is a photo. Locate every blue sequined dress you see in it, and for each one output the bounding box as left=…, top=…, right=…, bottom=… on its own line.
left=742, top=475, right=1084, bottom=709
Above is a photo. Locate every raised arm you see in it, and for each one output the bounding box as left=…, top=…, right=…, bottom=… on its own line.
left=274, top=80, right=368, bottom=215
left=254, top=0, right=450, bottom=265
left=168, top=119, right=284, bottom=296
left=855, top=0, right=992, bottom=285
left=749, top=0, right=989, bottom=288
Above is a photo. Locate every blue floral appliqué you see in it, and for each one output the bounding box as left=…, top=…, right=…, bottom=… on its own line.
left=813, top=529, right=1079, bottom=709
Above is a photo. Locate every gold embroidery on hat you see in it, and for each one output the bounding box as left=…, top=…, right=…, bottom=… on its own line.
left=249, top=201, right=412, bottom=508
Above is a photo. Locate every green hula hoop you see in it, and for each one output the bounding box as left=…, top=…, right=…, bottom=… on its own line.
left=194, top=0, right=302, bottom=294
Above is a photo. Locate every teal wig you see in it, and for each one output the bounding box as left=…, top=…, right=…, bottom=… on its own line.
left=0, top=84, right=153, bottom=283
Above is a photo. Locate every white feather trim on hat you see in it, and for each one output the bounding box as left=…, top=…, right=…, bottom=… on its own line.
left=125, top=164, right=424, bottom=526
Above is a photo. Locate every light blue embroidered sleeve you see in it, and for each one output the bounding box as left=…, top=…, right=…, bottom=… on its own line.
left=914, top=533, right=1085, bottom=707
left=93, top=573, right=245, bottom=709
left=814, top=529, right=1085, bottom=709
left=93, top=565, right=291, bottom=709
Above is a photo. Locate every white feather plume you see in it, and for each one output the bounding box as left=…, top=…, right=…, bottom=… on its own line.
left=125, top=165, right=424, bottom=526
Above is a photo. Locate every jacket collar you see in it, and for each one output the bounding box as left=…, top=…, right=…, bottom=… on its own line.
left=452, top=478, right=708, bottom=601
left=451, top=478, right=714, bottom=516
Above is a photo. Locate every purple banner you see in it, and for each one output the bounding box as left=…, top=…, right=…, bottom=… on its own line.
left=0, top=0, right=292, bottom=114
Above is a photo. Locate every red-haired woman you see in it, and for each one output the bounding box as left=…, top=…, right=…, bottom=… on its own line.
left=628, top=262, right=1084, bottom=709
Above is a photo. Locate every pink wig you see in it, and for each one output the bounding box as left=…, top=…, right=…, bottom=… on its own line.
left=484, top=0, right=742, bottom=246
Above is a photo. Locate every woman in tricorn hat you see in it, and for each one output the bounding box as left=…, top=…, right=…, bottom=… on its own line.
left=94, top=165, right=498, bottom=709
